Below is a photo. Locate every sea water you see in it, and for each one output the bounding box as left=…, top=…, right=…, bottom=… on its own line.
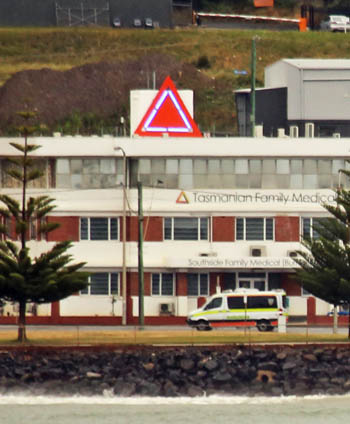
left=1, top=394, right=350, bottom=424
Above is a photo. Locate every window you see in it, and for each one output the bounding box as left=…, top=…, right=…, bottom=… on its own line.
left=80, top=217, right=118, bottom=240
left=29, top=218, right=37, bottom=240
left=1, top=217, right=12, bottom=240
left=227, top=296, right=245, bottom=309
left=152, top=273, right=174, bottom=296
left=55, top=158, right=121, bottom=189
left=204, top=297, right=222, bottom=310
left=268, top=273, right=282, bottom=291
left=164, top=217, right=208, bottom=240
left=302, top=217, right=328, bottom=240
left=236, top=218, right=274, bottom=241
left=129, top=157, right=350, bottom=190
left=302, top=286, right=311, bottom=297
left=187, top=273, right=209, bottom=296
left=1, top=158, right=49, bottom=189
left=247, top=296, right=277, bottom=309
left=81, top=272, right=119, bottom=295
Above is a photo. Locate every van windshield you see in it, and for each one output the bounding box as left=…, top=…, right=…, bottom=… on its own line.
left=204, top=297, right=222, bottom=310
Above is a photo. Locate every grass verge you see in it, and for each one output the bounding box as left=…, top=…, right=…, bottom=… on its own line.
left=0, top=328, right=349, bottom=346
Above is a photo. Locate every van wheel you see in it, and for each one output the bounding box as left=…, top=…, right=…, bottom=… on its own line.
left=257, top=320, right=271, bottom=332
left=196, top=320, right=211, bottom=331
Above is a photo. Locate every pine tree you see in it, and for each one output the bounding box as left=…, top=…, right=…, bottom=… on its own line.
left=294, top=169, right=350, bottom=334
left=0, top=112, right=89, bottom=342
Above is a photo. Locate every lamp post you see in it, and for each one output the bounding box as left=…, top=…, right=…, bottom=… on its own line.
left=115, top=146, right=127, bottom=326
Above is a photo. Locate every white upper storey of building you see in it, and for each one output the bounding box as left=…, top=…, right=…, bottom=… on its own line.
left=1, top=135, right=350, bottom=158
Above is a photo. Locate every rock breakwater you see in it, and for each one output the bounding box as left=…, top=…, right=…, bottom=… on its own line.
left=1, top=346, right=350, bottom=397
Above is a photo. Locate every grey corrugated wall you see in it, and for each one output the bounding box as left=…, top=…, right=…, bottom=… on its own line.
left=0, top=0, right=173, bottom=27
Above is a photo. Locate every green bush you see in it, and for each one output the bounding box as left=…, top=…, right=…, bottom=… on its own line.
left=196, top=55, right=211, bottom=69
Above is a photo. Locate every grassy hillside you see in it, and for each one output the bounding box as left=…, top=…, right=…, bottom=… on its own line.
left=1, top=27, right=350, bottom=134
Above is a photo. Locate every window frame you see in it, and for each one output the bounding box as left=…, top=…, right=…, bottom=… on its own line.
left=80, top=272, right=119, bottom=296
left=163, top=217, right=209, bottom=241
left=227, top=296, right=245, bottom=309
left=302, top=217, right=329, bottom=240
left=187, top=273, right=209, bottom=297
left=29, top=218, right=38, bottom=240
left=1, top=216, right=12, bottom=240
left=236, top=217, right=274, bottom=241
left=247, top=295, right=277, bottom=309
left=80, top=217, right=119, bottom=241
left=151, top=273, right=175, bottom=296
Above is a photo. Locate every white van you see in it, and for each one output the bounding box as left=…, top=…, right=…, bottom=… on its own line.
left=187, top=288, right=288, bottom=332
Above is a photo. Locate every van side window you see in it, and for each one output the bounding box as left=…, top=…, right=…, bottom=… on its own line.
left=204, top=297, right=222, bottom=310
left=247, top=296, right=277, bottom=308
left=227, top=296, right=245, bottom=309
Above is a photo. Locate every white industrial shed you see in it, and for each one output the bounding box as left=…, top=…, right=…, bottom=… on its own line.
left=236, top=58, right=350, bottom=138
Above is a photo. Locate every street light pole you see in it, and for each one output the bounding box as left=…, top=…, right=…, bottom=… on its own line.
left=115, top=146, right=127, bottom=326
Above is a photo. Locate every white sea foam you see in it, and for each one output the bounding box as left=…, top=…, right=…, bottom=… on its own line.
left=0, top=393, right=349, bottom=406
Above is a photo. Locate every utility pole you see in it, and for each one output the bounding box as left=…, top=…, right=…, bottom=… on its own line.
left=115, top=146, right=127, bottom=326
left=250, top=37, right=256, bottom=137
left=138, top=181, right=144, bottom=327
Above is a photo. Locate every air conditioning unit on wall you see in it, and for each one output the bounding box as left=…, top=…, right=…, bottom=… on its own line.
left=250, top=246, right=266, bottom=257
left=287, top=250, right=298, bottom=258
left=159, top=303, right=175, bottom=315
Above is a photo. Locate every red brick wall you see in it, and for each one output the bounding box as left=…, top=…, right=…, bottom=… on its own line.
left=127, top=216, right=163, bottom=242
left=213, top=217, right=235, bottom=241
left=275, top=216, right=300, bottom=242
left=209, top=273, right=219, bottom=295
left=129, top=272, right=139, bottom=296
left=144, top=273, right=151, bottom=296
left=127, top=216, right=138, bottom=242
left=47, top=216, right=79, bottom=241
left=177, top=273, right=187, bottom=296
left=281, top=273, right=301, bottom=296
left=8, top=217, right=16, bottom=240
left=198, top=297, right=206, bottom=307
left=144, top=217, right=163, bottom=241
left=128, top=272, right=151, bottom=296
left=51, top=301, right=60, bottom=319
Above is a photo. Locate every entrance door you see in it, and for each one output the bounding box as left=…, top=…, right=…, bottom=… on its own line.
left=222, top=273, right=236, bottom=291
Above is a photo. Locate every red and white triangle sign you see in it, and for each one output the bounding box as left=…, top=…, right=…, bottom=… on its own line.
left=134, top=76, right=202, bottom=138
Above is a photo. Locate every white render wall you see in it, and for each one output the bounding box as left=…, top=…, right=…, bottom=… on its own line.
left=3, top=136, right=350, bottom=159
left=130, top=89, right=194, bottom=136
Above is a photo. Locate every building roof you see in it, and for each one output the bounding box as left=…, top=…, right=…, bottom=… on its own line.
left=273, top=58, right=350, bottom=70
left=234, top=87, right=285, bottom=93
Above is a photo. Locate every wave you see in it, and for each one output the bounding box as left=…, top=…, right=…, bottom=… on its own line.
left=1, top=393, right=350, bottom=406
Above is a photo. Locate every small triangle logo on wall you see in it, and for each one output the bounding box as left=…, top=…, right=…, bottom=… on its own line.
left=176, top=191, right=189, bottom=204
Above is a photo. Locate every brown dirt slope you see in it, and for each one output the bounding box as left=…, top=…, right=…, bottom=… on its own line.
left=0, top=54, right=215, bottom=135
